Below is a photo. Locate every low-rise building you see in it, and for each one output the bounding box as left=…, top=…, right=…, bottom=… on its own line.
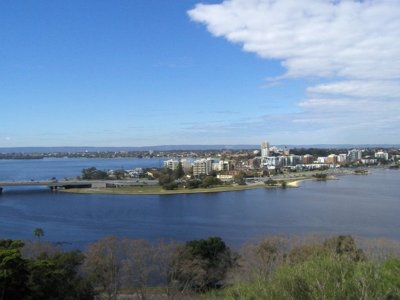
left=338, top=154, right=347, bottom=163
left=302, top=154, right=314, bottom=164
left=327, top=154, right=338, bottom=164
left=375, top=151, right=389, bottom=160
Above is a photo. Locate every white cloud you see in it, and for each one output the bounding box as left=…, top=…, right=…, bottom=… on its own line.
left=307, top=81, right=400, bottom=98
left=188, top=0, right=400, bottom=143
left=189, top=0, right=400, bottom=80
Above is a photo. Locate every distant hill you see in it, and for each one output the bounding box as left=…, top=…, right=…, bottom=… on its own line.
left=0, top=144, right=399, bottom=153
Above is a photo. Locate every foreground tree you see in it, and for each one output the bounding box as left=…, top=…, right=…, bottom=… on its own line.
left=0, top=240, right=30, bottom=300
left=1, top=239, right=94, bottom=300
left=121, top=239, right=153, bottom=300
left=29, top=251, right=94, bottom=300
left=84, top=236, right=124, bottom=300
left=172, top=237, right=236, bottom=292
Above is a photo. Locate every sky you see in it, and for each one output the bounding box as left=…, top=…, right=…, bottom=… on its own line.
left=1, top=0, right=399, bottom=147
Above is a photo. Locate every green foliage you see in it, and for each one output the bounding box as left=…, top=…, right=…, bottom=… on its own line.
left=172, top=237, right=235, bottom=292
left=265, top=179, right=277, bottom=186
left=112, top=169, right=128, bottom=180
left=234, top=172, right=247, bottom=185
left=225, top=256, right=400, bottom=300
left=185, top=179, right=201, bottom=189
left=0, top=239, right=94, bottom=300
left=313, top=173, right=328, bottom=180
left=159, top=168, right=179, bottom=190
left=29, top=251, right=94, bottom=300
left=323, top=235, right=366, bottom=261
left=200, top=176, right=221, bottom=188
left=378, top=258, right=400, bottom=298
left=173, top=162, right=185, bottom=179
left=33, top=228, right=44, bottom=241
left=81, top=167, right=109, bottom=180
left=0, top=240, right=30, bottom=300
left=222, top=235, right=400, bottom=300
left=162, top=182, right=178, bottom=190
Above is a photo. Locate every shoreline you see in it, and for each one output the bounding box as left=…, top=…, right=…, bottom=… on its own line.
left=59, top=167, right=376, bottom=196
left=62, top=177, right=312, bottom=195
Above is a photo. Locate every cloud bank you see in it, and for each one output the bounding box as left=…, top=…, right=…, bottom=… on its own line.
left=188, top=0, right=400, bottom=143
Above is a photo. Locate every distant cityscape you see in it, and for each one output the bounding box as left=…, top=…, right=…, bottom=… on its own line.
left=159, top=141, right=399, bottom=181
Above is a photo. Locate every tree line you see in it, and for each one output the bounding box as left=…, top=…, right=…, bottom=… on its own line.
left=1, top=234, right=400, bottom=299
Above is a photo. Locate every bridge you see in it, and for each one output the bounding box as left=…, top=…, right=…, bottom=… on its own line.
left=0, top=179, right=159, bottom=194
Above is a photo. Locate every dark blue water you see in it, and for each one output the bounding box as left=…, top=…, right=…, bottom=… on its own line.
left=0, top=159, right=399, bottom=248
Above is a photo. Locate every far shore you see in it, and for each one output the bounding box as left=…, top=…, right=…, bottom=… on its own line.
left=61, top=177, right=320, bottom=195
left=60, top=167, right=361, bottom=196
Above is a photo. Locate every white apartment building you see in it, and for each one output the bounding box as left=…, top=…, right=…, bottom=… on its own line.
left=163, top=159, right=180, bottom=170
left=338, top=154, right=347, bottom=163
left=375, top=151, right=389, bottom=160
left=193, top=158, right=212, bottom=176
left=261, top=141, right=270, bottom=158
left=348, top=149, right=362, bottom=162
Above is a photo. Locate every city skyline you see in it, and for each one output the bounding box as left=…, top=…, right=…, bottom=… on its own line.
left=1, top=0, right=399, bottom=147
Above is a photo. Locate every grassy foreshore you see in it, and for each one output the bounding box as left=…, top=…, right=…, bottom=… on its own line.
left=62, top=177, right=311, bottom=195
left=61, top=167, right=363, bottom=195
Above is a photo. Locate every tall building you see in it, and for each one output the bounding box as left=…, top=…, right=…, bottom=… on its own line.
left=193, top=159, right=212, bottom=176
left=261, top=141, right=270, bottom=158
left=348, top=149, right=362, bottom=162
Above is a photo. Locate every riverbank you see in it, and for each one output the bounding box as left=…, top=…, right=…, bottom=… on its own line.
left=61, top=167, right=373, bottom=195
left=62, top=178, right=311, bottom=195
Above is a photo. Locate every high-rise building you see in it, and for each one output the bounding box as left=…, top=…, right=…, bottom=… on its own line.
left=261, top=141, right=270, bottom=158
left=193, top=159, right=212, bottom=176
left=348, top=149, right=362, bottom=162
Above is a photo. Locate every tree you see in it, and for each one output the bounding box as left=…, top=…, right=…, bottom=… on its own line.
left=152, top=240, right=181, bottom=299
left=0, top=240, right=30, bottom=300
left=84, top=236, right=124, bottom=300
left=1, top=239, right=94, bottom=300
left=173, top=162, right=184, bottom=179
left=324, top=235, right=365, bottom=261
left=172, top=237, right=236, bottom=292
left=82, top=167, right=109, bottom=180
left=29, top=251, right=94, bottom=300
left=113, top=169, right=128, bottom=180
left=200, top=176, right=221, bottom=188
left=265, top=179, right=276, bottom=186
left=121, top=239, right=154, bottom=300
left=33, top=228, right=44, bottom=242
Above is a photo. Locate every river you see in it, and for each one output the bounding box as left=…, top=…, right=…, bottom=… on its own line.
left=0, top=158, right=399, bottom=249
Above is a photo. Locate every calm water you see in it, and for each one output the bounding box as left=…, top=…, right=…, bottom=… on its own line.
left=0, top=158, right=399, bottom=248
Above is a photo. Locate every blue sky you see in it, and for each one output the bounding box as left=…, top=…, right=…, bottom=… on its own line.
left=1, top=0, right=399, bottom=147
